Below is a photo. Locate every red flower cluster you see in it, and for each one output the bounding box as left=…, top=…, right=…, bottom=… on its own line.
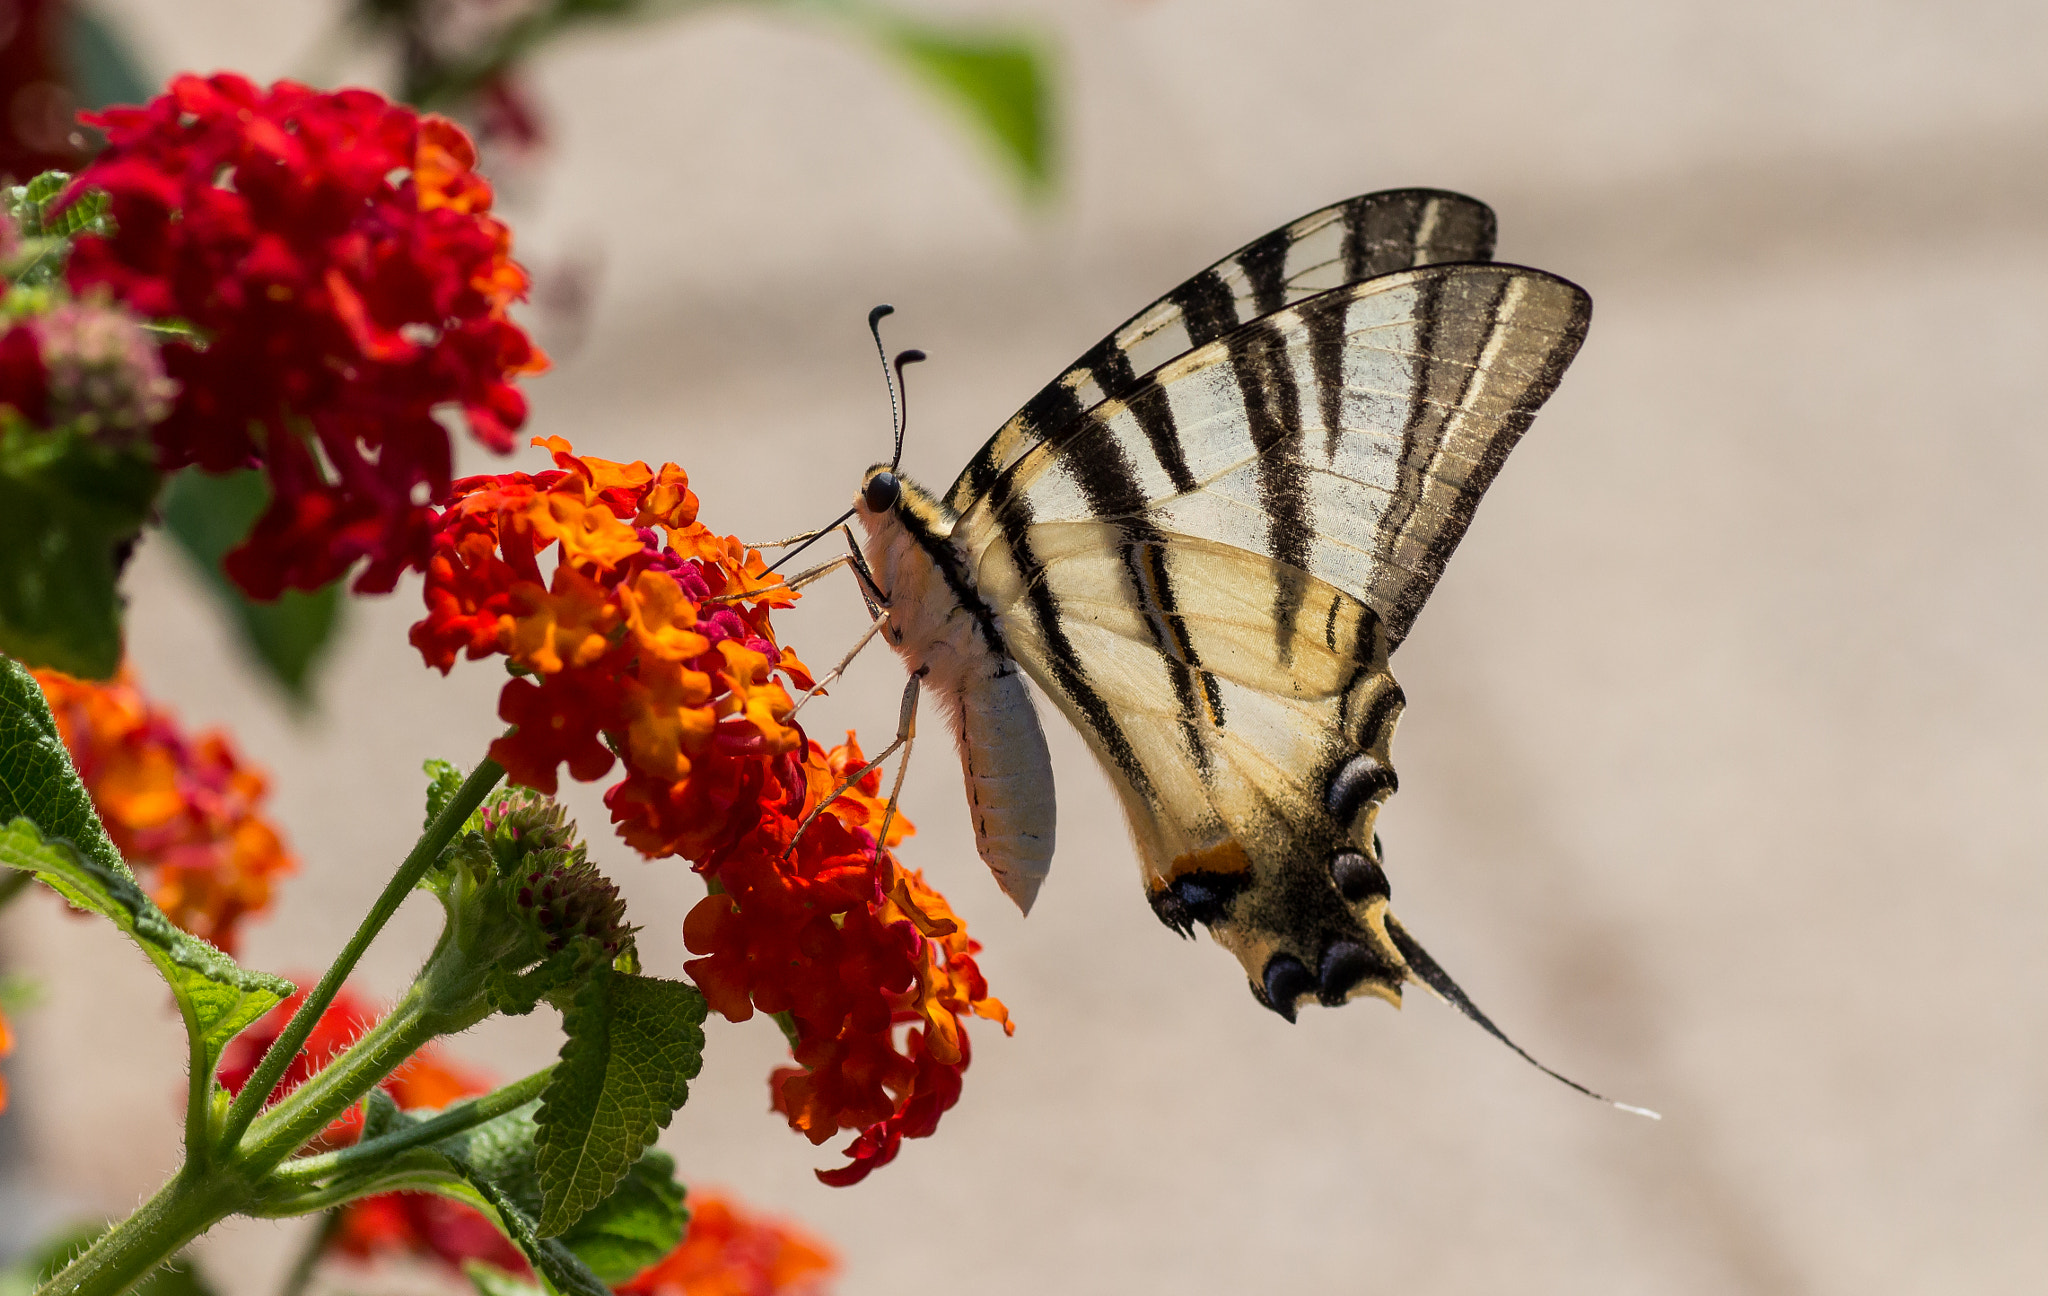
left=34, top=665, right=297, bottom=953
left=410, top=438, right=1010, bottom=1183
left=686, top=736, right=1011, bottom=1186
left=67, top=73, right=545, bottom=598
left=616, top=1190, right=837, bottom=1296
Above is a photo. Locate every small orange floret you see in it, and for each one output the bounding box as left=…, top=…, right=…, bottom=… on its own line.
left=616, top=1190, right=837, bottom=1296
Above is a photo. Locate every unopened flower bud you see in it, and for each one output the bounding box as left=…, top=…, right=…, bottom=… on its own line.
left=512, top=845, right=632, bottom=957
left=32, top=299, right=177, bottom=438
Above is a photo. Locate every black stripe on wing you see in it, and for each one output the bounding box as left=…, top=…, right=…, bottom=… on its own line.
left=944, top=189, right=1499, bottom=514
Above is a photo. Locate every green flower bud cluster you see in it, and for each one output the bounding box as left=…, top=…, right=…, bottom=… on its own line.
left=417, top=767, right=639, bottom=1023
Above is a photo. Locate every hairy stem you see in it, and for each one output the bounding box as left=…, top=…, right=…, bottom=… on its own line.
left=218, top=758, right=503, bottom=1151
left=33, top=1170, right=242, bottom=1296
left=269, top=1066, right=553, bottom=1186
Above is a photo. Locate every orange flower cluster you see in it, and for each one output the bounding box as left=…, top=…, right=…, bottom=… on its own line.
left=616, top=1191, right=837, bottom=1296
left=33, top=665, right=297, bottom=952
left=411, top=436, right=807, bottom=858
left=687, top=735, right=1011, bottom=1186
left=410, top=438, right=1009, bottom=1183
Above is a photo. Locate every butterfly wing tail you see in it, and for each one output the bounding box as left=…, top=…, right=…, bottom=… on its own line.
left=1384, top=914, right=1657, bottom=1116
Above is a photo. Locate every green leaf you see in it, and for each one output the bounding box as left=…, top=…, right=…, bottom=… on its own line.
left=0, top=658, right=294, bottom=1072
left=65, top=5, right=158, bottom=113
left=555, top=1149, right=687, bottom=1284
left=159, top=469, right=344, bottom=706
left=533, top=971, right=706, bottom=1236
left=868, top=14, right=1056, bottom=195
left=425, top=1104, right=614, bottom=1296
left=424, top=758, right=468, bottom=830
left=464, top=1262, right=545, bottom=1296
left=0, top=420, right=161, bottom=678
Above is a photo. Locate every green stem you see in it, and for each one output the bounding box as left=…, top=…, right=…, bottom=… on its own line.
left=218, top=758, right=503, bottom=1152
left=33, top=1169, right=243, bottom=1296
left=237, top=984, right=441, bottom=1178
left=0, top=867, right=31, bottom=908
left=247, top=1161, right=462, bottom=1219
left=269, top=1066, right=553, bottom=1186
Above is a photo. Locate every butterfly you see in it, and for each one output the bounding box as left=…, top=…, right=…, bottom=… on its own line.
left=826, top=189, right=1626, bottom=1098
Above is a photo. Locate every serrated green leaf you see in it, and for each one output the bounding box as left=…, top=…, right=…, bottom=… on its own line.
left=0, top=420, right=161, bottom=678
left=0, top=658, right=293, bottom=1071
left=424, top=758, right=467, bottom=829
left=8, top=172, right=110, bottom=242
left=555, top=1149, right=686, bottom=1284
left=534, top=971, right=706, bottom=1236
left=870, top=16, right=1055, bottom=194
left=159, top=469, right=343, bottom=706
left=0, top=654, right=118, bottom=864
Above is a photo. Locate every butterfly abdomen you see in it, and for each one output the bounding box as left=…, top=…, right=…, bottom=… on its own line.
left=857, top=470, right=1057, bottom=912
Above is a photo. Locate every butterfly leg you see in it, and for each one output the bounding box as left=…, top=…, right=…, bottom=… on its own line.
left=784, top=669, right=923, bottom=858
left=788, top=606, right=891, bottom=719
left=867, top=668, right=923, bottom=863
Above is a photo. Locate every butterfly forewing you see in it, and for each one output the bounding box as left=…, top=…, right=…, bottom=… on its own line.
left=960, top=263, right=1590, bottom=645
left=942, top=189, right=1500, bottom=516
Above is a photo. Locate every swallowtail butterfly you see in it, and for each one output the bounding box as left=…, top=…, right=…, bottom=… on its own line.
left=844, top=190, right=1628, bottom=1099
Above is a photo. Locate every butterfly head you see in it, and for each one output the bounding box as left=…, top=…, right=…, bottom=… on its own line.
left=859, top=464, right=901, bottom=515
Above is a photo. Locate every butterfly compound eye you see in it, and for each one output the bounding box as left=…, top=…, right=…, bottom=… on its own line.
left=863, top=471, right=900, bottom=513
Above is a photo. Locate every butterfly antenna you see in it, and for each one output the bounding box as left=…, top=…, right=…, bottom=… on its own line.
left=890, top=349, right=925, bottom=471
left=868, top=304, right=900, bottom=450
left=1384, top=916, right=1662, bottom=1121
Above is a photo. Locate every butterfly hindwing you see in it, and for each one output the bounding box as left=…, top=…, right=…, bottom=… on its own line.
left=942, top=189, right=1500, bottom=516
left=975, top=529, right=1411, bottom=1013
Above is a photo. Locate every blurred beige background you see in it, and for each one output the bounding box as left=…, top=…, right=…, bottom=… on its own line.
left=4, top=0, right=2047, bottom=1292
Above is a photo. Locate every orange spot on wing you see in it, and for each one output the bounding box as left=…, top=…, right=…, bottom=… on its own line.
left=1167, top=839, right=1251, bottom=880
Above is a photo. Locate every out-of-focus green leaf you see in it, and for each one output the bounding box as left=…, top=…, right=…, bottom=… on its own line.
left=159, top=469, right=343, bottom=708
left=66, top=5, right=158, bottom=112
left=0, top=419, right=159, bottom=679
left=865, top=12, right=1055, bottom=195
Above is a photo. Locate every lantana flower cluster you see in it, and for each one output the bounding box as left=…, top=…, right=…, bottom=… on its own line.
left=66, top=74, right=545, bottom=598
left=33, top=664, right=297, bottom=952
left=410, top=438, right=1010, bottom=1182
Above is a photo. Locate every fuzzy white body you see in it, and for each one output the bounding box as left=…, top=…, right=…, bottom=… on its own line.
left=856, top=480, right=1057, bottom=912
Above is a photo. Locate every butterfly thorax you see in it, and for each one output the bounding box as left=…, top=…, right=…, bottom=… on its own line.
left=856, top=466, right=1057, bottom=913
